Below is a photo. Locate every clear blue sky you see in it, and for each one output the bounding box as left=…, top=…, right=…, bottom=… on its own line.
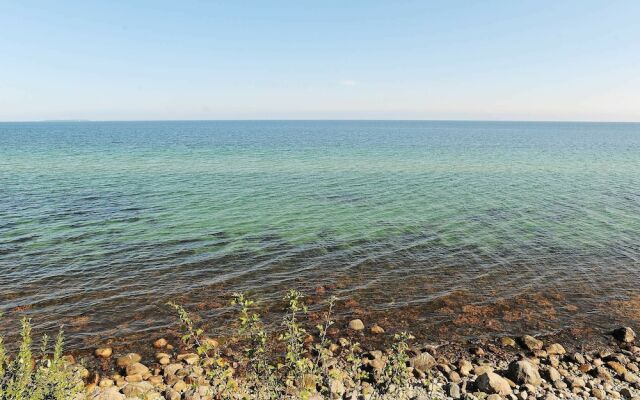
left=1, top=1, right=639, bottom=121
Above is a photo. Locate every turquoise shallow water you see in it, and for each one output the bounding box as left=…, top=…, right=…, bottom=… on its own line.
left=1, top=120, right=640, bottom=348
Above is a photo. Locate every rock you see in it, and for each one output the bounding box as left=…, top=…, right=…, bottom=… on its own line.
left=521, top=335, right=543, bottom=351
left=608, top=360, right=627, bottom=375
left=126, top=362, right=149, bottom=377
left=159, top=356, right=170, bottom=365
left=153, top=338, right=168, bottom=348
left=163, top=363, right=183, bottom=377
left=91, top=387, right=125, bottom=400
left=165, top=388, right=181, bottom=400
left=116, top=353, right=141, bottom=368
left=620, top=388, right=633, bottom=399
left=546, top=343, right=566, bottom=355
left=95, top=347, right=113, bottom=358
left=122, top=381, right=154, bottom=397
left=573, top=352, right=586, bottom=364
left=459, top=359, right=473, bottom=376
left=177, top=353, right=199, bottom=365
left=546, top=366, right=561, bottom=382
left=592, top=388, right=606, bottom=399
left=329, top=378, right=345, bottom=398
left=623, top=371, right=639, bottom=383
left=507, top=359, right=542, bottom=386
left=348, top=319, right=364, bottom=331
left=595, top=366, right=613, bottom=381
left=447, top=382, right=461, bottom=399
left=474, top=364, right=494, bottom=375
left=500, top=337, right=516, bottom=347
left=99, top=379, right=114, bottom=388
left=125, top=373, right=142, bottom=382
left=476, top=372, right=513, bottom=396
left=567, top=376, right=585, bottom=389
left=471, top=347, right=485, bottom=356
left=172, top=380, right=187, bottom=392
left=411, top=352, right=436, bottom=372
left=370, top=324, right=385, bottom=334
left=614, top=327, right=637, bottom=343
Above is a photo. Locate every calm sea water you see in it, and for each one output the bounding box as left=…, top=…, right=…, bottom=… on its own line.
left=1, top=120, right=640, bottom=349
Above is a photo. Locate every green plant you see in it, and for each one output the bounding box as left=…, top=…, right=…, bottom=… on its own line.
left=311, top=296, right=337, bottom=395
left=167, top=302, right=239, bottom=399
left=278, top=290, right=312, bottom=384
left=231, top=293, right=279, bottom=399
left=0, top=317, right=83, bottom=400
left=380, top=331, right=414, bottom=392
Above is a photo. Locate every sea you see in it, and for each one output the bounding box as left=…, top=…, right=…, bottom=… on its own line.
left=1, top=120, right=639, bottom=349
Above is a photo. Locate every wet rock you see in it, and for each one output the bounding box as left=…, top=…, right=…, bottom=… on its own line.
left=521, top=335, right=543, bottom=351
left=507, top=359, right=542, bottom=387
left=614, top=327, right=636, bottom=343
left=476, top=372, right=513, bottom=396
left=348, top=319, right=364, bottom=331
left=95, top=347, right=113, bottom=358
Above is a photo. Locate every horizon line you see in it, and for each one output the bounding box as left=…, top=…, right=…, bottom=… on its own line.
left=2, top=118, right=640, bottom=124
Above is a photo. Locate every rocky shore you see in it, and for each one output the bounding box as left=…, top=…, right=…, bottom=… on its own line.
left=79, top=324, right=640, bottom=400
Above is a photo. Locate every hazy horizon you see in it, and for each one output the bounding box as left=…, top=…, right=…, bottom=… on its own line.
left=2, top=1, right=640, bottom=122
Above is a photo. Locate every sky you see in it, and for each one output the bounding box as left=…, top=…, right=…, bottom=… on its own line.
left=1, top=1, right=640, bottom=122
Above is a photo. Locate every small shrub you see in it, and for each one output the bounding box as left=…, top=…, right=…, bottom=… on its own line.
left=0, top=316, right=84, bottom=400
